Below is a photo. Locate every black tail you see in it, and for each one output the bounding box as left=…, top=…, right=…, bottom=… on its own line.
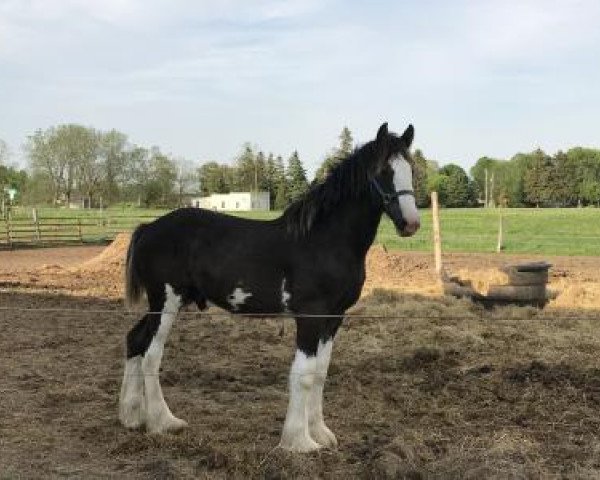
left=125, top=224, right=146, bottom=308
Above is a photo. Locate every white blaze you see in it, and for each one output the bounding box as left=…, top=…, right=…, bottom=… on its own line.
left=391, top=156, right=419, bottom=225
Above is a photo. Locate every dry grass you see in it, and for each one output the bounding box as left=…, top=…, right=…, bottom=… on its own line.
left=2, top=242, right=600, bottom=478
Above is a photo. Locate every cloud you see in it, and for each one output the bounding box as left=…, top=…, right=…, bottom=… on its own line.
left=1, top=0, right=599, bottom=171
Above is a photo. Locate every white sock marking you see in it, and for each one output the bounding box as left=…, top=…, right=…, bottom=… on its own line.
left=280, top=349, right=320, bottom=451
left=142, top=283, right=186, bottom=433
left=227, top=286, right=252, bottom=311
left=308, top=340, right=337, bottom=447
left=119, top=356, right=145, bottom=428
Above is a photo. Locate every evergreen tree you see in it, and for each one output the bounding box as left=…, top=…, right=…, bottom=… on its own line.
left=273, top=155, right=289, bottom=209
left=411, top=149, right=430, bottom=208
left=286, top=151, right=309, bottom=202
left=315, top=126, right=354, bottom=181
left=255, top=151, right=268, bottom=191
left=523, top=149, right=554, bottom=207
left=234, top=144, right=256, bottom=191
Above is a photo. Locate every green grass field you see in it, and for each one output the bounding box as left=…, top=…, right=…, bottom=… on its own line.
left=5, top=206, right=600, bottom=256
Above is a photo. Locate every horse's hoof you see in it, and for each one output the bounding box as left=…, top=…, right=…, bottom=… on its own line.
left=147, top=414, right=188, bottom=434
left=311, top=423, right=337, bottom=448
left=279, top=434, right=321, bottom=453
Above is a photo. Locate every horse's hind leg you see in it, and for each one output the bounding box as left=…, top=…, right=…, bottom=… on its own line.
left=119, top=312, right=155, bottom=428
left=141, top=284, right=187, bottom=433
left=119, top=284, right=186, bottom=433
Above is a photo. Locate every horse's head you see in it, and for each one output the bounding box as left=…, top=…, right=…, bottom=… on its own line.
left=371, top=123, right=421, bottom=237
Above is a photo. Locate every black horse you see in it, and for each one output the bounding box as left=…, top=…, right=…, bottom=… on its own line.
left=119, top=123, right=420, bottom=452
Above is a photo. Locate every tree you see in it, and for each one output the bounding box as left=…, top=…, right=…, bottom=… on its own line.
left=273, top=155, right=289, bottom=209
left=551, top=151, right=578, bottom=207
left=436, top=164, right=474, bottom=207
left=471, top=157, right=499, bottom=206
left=580, top=179, right=600, bottom=206
left=0, top=164, right=28, bottom=205
left=174, top=158, right=198, bottom=207
left=123, top=146, right=151, bottom=205
left=198, top=162, right=232, bottom=195
left=98, top=129, right=128, bottom=204
left=71, top=125, right=102, bottom=208
left=286, top=151, right=309, bottom=202
left=523, top=149, right=554, bottom=207
left=0, top=139, right=9, bottom=165
left=146, top=147, right=177, bottom=206
left=234, top=144, right=256, bottom=191
left=411, top=149, right=430, bottom=208
left=315, top=126, right=353, bottom=181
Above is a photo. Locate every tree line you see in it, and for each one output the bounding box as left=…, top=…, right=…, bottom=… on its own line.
left=1, top=124, right=600, bottom=210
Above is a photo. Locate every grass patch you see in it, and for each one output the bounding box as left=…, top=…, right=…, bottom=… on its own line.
left=5, top=207, right=600, bottom=255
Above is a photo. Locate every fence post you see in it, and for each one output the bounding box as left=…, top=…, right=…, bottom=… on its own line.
left=431, top=191, right=443, bottom=279
left=5, top=216, right=12, bottom=249
left=497, top=214, right=504, bottom=252
left=77, top=218, right=83, bottom=243
left=33, top=208, right=41, bottom=244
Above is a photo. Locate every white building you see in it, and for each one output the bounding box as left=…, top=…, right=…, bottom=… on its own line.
left=191, top=191, right=270, bottom=211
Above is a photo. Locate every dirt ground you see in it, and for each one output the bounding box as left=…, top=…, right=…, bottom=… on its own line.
left=2, top=241, right=600, bottom=479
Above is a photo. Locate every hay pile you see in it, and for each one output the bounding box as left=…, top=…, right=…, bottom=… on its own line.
left=71, top=233, right=131, bottom=275
left=453, top=268, right=511, bottom=295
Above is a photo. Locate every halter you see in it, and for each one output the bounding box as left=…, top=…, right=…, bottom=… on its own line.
left=370, top=177, right=414, bottom=206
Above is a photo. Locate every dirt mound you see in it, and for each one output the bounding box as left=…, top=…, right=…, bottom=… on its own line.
left=364, top=246, right=438, bottom=295
left=72, top=233, right=131, bottom=275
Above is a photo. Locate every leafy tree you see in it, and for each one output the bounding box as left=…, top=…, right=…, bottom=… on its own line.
left=287, top=151, right=309, bottom=202
left=580, top=179, right=600, bottom=206
left=26, top=127, right=73, bottom=205
left=146, top=147, right=177, bottom=206
left=71, top=125, right=102, bottom=207
left=174, top=158, right=198, bottom=207
left=436, top=164, right=474, bottom=207
left=198, top=162, right=231, bottom=195
left=0, top=164, right=28, bottom=205
left=98, top=130, right=128, bottom=204
left=470, top=157, right=499, bottom=206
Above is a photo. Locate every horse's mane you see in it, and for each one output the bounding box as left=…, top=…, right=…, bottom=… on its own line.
left=281, top=140, right=378, bottom=238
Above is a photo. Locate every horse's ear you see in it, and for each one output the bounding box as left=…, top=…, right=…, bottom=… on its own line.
left=400, top=124, right=414, bottom=149
left=375, top=122, right=390, bottom=163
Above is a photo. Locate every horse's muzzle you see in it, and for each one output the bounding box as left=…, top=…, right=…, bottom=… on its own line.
left=398, top=219, right=420, bottom=237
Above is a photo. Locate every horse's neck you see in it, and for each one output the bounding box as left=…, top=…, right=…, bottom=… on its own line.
left=321, top=194, right=383, bottom=258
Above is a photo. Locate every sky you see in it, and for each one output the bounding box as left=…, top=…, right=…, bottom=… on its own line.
left=1, top=0, right=600, bottom=177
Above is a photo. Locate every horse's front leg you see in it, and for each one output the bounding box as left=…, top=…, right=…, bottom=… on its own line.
left=308, top=337, right=338, bottom=448
left=279, top=318, right=322, bottom=452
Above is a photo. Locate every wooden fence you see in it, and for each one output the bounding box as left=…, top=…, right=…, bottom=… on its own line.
left=0, top=211, right=158, bottom=249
